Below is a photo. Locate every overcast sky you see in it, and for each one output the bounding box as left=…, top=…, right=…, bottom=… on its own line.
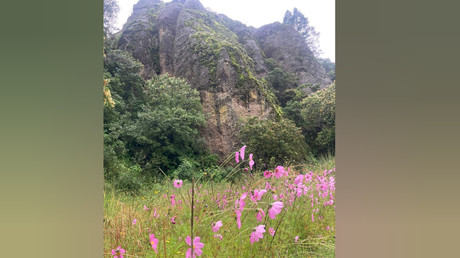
left=114, top=0, right=335, bottom=62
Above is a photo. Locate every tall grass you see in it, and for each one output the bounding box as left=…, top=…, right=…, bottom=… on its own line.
left=104, top=155, right=335, bottom=257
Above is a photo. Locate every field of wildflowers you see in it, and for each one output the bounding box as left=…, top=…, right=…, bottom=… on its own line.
left=104, top=147, right=335, bottom=257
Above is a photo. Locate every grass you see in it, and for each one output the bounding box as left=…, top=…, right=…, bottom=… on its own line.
left=104, top=155, right=335, bottom=257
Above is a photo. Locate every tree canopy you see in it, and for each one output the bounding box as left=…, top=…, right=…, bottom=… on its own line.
left=283, top=8, right=322, bottom=58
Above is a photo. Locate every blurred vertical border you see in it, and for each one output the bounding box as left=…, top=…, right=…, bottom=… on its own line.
left=336, top=0, right=460, bottom=257
left=0, top=0, right=103, bottom=257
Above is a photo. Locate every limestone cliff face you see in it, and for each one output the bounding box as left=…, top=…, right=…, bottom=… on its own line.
left=116, top=0, right=329, bottom=157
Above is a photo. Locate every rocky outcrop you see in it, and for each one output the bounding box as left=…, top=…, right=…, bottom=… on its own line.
left=254, top=22, right=331, bottom=90
left=115, top=0, right=330, bottom=158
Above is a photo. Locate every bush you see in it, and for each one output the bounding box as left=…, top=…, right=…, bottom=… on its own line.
left=171, top=157, right=199, bottom=182
left=239, top=117, right=310, bottom=166
left=301, top=83, right=335, bottom=155
left=114, top=164, right=144, bottom=195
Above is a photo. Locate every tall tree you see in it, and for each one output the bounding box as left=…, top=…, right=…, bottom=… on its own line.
left=283, top=8, right=322, bottom=58
left=103, top=0, right=119, bottom=35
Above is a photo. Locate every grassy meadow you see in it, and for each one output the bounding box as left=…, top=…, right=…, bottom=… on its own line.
left=104, top=154, right=335, bottom=257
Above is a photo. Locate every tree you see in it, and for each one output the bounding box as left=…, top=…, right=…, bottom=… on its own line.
left=284, top=82, right=335, bottom=157
left=104, top=0, right=119, bottom=35
left=129, top=75, right=206, bottom=176
left=283, top=8, right=322, bottom=58
left=300, top=82, right=335, bottom=155
left=240, top=117, right=310, bottom=167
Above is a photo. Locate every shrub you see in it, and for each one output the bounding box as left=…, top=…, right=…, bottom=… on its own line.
left=239, top=117, right=310, bottom=166
left=114, top=164, right=144, bottom=195
left=172, top=157, right=201, bottom=182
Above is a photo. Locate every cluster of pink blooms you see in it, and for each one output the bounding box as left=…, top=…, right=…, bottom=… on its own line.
left=112, top=146, right=335, bottom=257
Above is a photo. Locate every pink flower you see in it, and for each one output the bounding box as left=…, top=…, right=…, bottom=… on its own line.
left=295, top=236, right=299, bottom=243
left=268, top=227, right=275, bottom=236
left=235, top=193, right=247, bottom=211
left=294, top=174, right=304, bottom=185
left=174, top=180, right=183, bottom=188
left=111, top=246, right=125, bottom=258
left=213, top=234, right=223, bottom=240
left=240, top=145, right=246, bottom=161
left=263, top=170, right=272, bottom=178
left=171, top=216, right=176, bottom=224
left=251, top=189, right=267, bottom=203
left=132, top=219, right=137, bottom=225
left=236, top=209, right=242, bottom=229
left=249, top=153, right=254, bottom=170
left=170, top=195, right=176, bottom=206
left=256, top=208, right=265, bottom=222
left=143, top=205, right=149, bottom=211
left=274, top=166, right=285, bottom=178
left=212, top=221, right=223, bottom=233
left=327, top=226, right=330, bottom=231
left=268, top=201, right=284, bottom=219
left=185, top=236, right=204, bottom=257
left=250, top=225, right=266, bottom=244
left=235, top=151, right=240, bottom=163
left=149, top=233, right=159, bottom=253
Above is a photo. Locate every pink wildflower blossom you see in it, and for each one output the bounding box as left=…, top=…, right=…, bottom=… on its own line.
left=235, top=151, right=239, bottom=163
left=239, top=145, right=246, bottom=161
left=294, top=174, right=304, bottom=185
left=263, top=170, right=272, bottom=178
left=213, top=234, right=223, bottom=240
left=212, top=221, right=223, bottom=233
left=132, top=219, right=137, bottom=225
left=295, top=236, right=299, bottom=243
left=256, top=208, right=265, bottom=222
left=269, top=227, right=275, bottom=236
left=268, top=201, right=284, bottom=219
left=185, top=236, right=204, bottom=257
left=249, top=153, right=254, bottom=170
left=143, top=205, right=149, bottom=211
left=236, top=209, right=242, bottom=229
left=149, top=233, right=159, bottom=253
left=250, top=225, right=266, bottom=244
left=174, top=180, right=183, bottom=188
left=274, top=166, right=285, bottom=178
left=111, top=246, right=125, bottom=258
left=170, top=195, right=176, bottom=206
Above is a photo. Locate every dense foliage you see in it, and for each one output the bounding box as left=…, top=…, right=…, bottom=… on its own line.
left=264, top=67, right=299, bottom=106
left=103, top=41, right=212, bottom=192
left=285, top=83, right=336, bottom=156
left=240, top=117, right=309, bottom=167
left=129, top=75, right=207, bottom=177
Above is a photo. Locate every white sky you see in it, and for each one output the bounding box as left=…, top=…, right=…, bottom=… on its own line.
left=114, top=0, right=335, bottom=62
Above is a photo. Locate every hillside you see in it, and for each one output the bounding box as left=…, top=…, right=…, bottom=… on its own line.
left=112, top=0, right=331, bottom=158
